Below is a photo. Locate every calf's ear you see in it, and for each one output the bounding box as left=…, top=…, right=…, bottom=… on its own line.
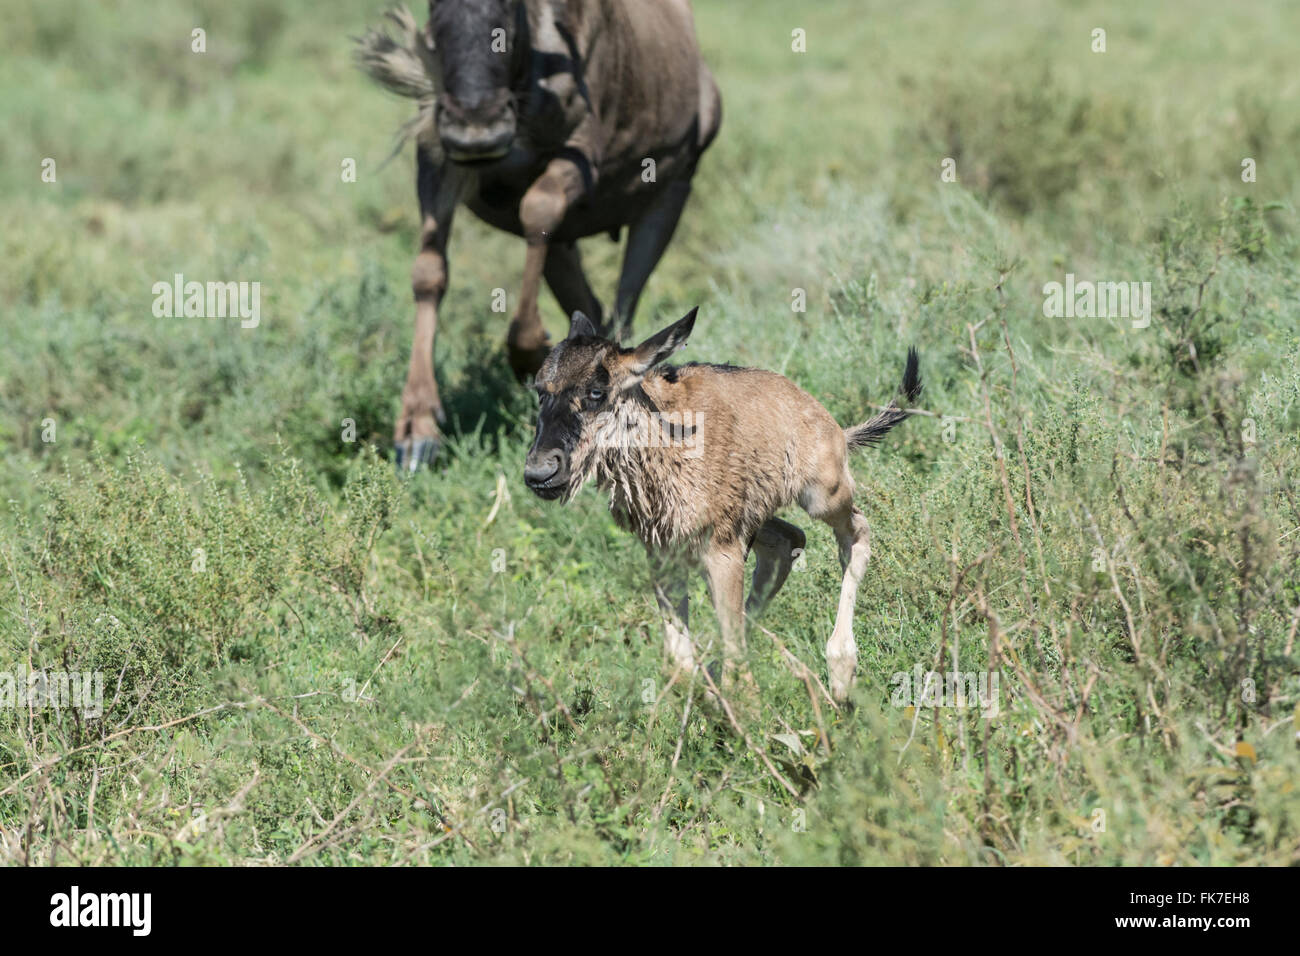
left=628, top=307, right=698, bottom=378
left=567, top=310, right=599, bottom=340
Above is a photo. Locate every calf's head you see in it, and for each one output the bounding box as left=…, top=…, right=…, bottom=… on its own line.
left=429, top=0, right=521, bottom=162
left=524, top=308, right=698, bottom=501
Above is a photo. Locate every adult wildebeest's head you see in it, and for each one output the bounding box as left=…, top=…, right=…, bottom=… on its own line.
left=524, top=309, right=698, bottom=501
left=429, top=0, right=523, bottom=162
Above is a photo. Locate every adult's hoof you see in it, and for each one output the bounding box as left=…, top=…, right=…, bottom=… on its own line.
left=394, top=435, right=439, bottom=474
left=506, top=320, right=552, bottom=382
left=507, top=340, right=551, bottom=382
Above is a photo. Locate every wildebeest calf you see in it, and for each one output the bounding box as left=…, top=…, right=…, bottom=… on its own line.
left=524, top=308, right=921, bottom=702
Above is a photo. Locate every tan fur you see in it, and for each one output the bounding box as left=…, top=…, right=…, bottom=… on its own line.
left=528, top=311, right=920, bottom=702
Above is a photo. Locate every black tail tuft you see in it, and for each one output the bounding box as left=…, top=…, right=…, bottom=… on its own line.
left=844, top=348, right=922, bottom=451
left=900, top=346, right=922, bottom=403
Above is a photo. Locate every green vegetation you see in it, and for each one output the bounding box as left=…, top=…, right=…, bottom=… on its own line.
left=1, top=0, right=1297, bottom=864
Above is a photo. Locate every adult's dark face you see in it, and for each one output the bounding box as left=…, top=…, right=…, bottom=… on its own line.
left=430, top=0, right=519, bottom=162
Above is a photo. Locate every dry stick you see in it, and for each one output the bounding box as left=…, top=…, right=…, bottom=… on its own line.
left=524, top=667, right=582, bottom=735
left=909, top=552, right=990, bottom=762
left=1109, top=461, right=1229, bottom=663
left=899, top=668, right=945, bottom=762
left=399, top=777, right=532, bottom=860
left=257, top=698, right=462, bottom=843
left=940, top=558, right=963, bottom=763
left=967, top=318, right=1024, bottom=558
left=0, top=702, right=240, bottom=800
left=1, top=545, right=41, bottom=748
left=1261, top=603, right=1300, bottom=716
left=533, top=661, right=630, bottom=832
left=1261, top=712, right=1297, bottom=739
left=998, top=307, right=1052, bottom=601
left=998, top=640, right=1076, bottom=743
left=642, top=616, right=714, bottom=781
left=653, top=670, right=695, bottom=819
left=356, top=635, right=404, bottom=703
left=694, top=664, right=801, bottom=801
left=288, top=743, right=416, bottom=863
left=173, top=767, right=262, bottom=844
left=85, top=765, right=100, bottom=847
left=1109, top=464, right=1159, bottom=651
left=481, top=472, right=510, bottom=528
left=502, top=631, right=582, bottom=749
left=975, top=580, right=1002, bottom=843
left=408, top=521, right=431, bottom=600
left=1285, top=605, right=1299, bottom=661
left=1070, top=667, right=1101, bottom=743
left=1084, top=509, right=1143, bottom=668
left=968, top=306, right=1042, bottom=797
left=755, top=624, right=834, bottom=756
left=500, top=634, right=593, bottom=828
left=647, top=651, right=713, bottom=817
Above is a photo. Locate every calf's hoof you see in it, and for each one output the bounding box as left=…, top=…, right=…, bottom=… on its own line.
left=827, top=652, right=856, bottom=704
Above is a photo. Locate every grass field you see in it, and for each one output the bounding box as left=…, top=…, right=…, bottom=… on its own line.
left=2, top=0, right=1298, bottom=865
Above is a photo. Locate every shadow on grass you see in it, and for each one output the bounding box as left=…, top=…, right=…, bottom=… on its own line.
left=438, top=338, right=538, bottom=454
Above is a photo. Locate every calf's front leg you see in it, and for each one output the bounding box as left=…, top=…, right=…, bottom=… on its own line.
left=648, top=549, right=694, bottom=675
left=701, top=542, right=749, bottom=697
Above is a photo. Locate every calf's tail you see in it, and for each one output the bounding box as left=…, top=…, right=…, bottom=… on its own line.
left=844, top=347, right=922, bottom=451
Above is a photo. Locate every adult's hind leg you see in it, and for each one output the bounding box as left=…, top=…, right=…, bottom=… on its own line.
left=746, top=517, right=806, bottom=619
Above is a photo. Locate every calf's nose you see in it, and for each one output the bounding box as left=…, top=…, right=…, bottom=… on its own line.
left=524, top=451, right=562, bottom=487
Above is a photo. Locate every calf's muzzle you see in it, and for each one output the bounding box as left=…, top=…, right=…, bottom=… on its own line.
left=524, top=448, right=567, bottom=498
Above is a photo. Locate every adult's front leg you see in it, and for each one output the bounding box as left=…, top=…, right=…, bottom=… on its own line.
left=610, top=178, right=692, bottom=341
left=509, top=155, right=591, bottom=379
left=395, top=151, right=462, bottom=471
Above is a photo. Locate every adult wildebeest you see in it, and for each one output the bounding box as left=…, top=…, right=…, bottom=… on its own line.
left=356, top=1, right=722, bottom=469
left=523, top=307, right=922, bottom=702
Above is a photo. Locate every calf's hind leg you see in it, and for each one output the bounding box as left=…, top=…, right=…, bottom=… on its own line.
left=823, top=504, right=871, bottom=702
left=746, top=517, right=806, bottom=619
